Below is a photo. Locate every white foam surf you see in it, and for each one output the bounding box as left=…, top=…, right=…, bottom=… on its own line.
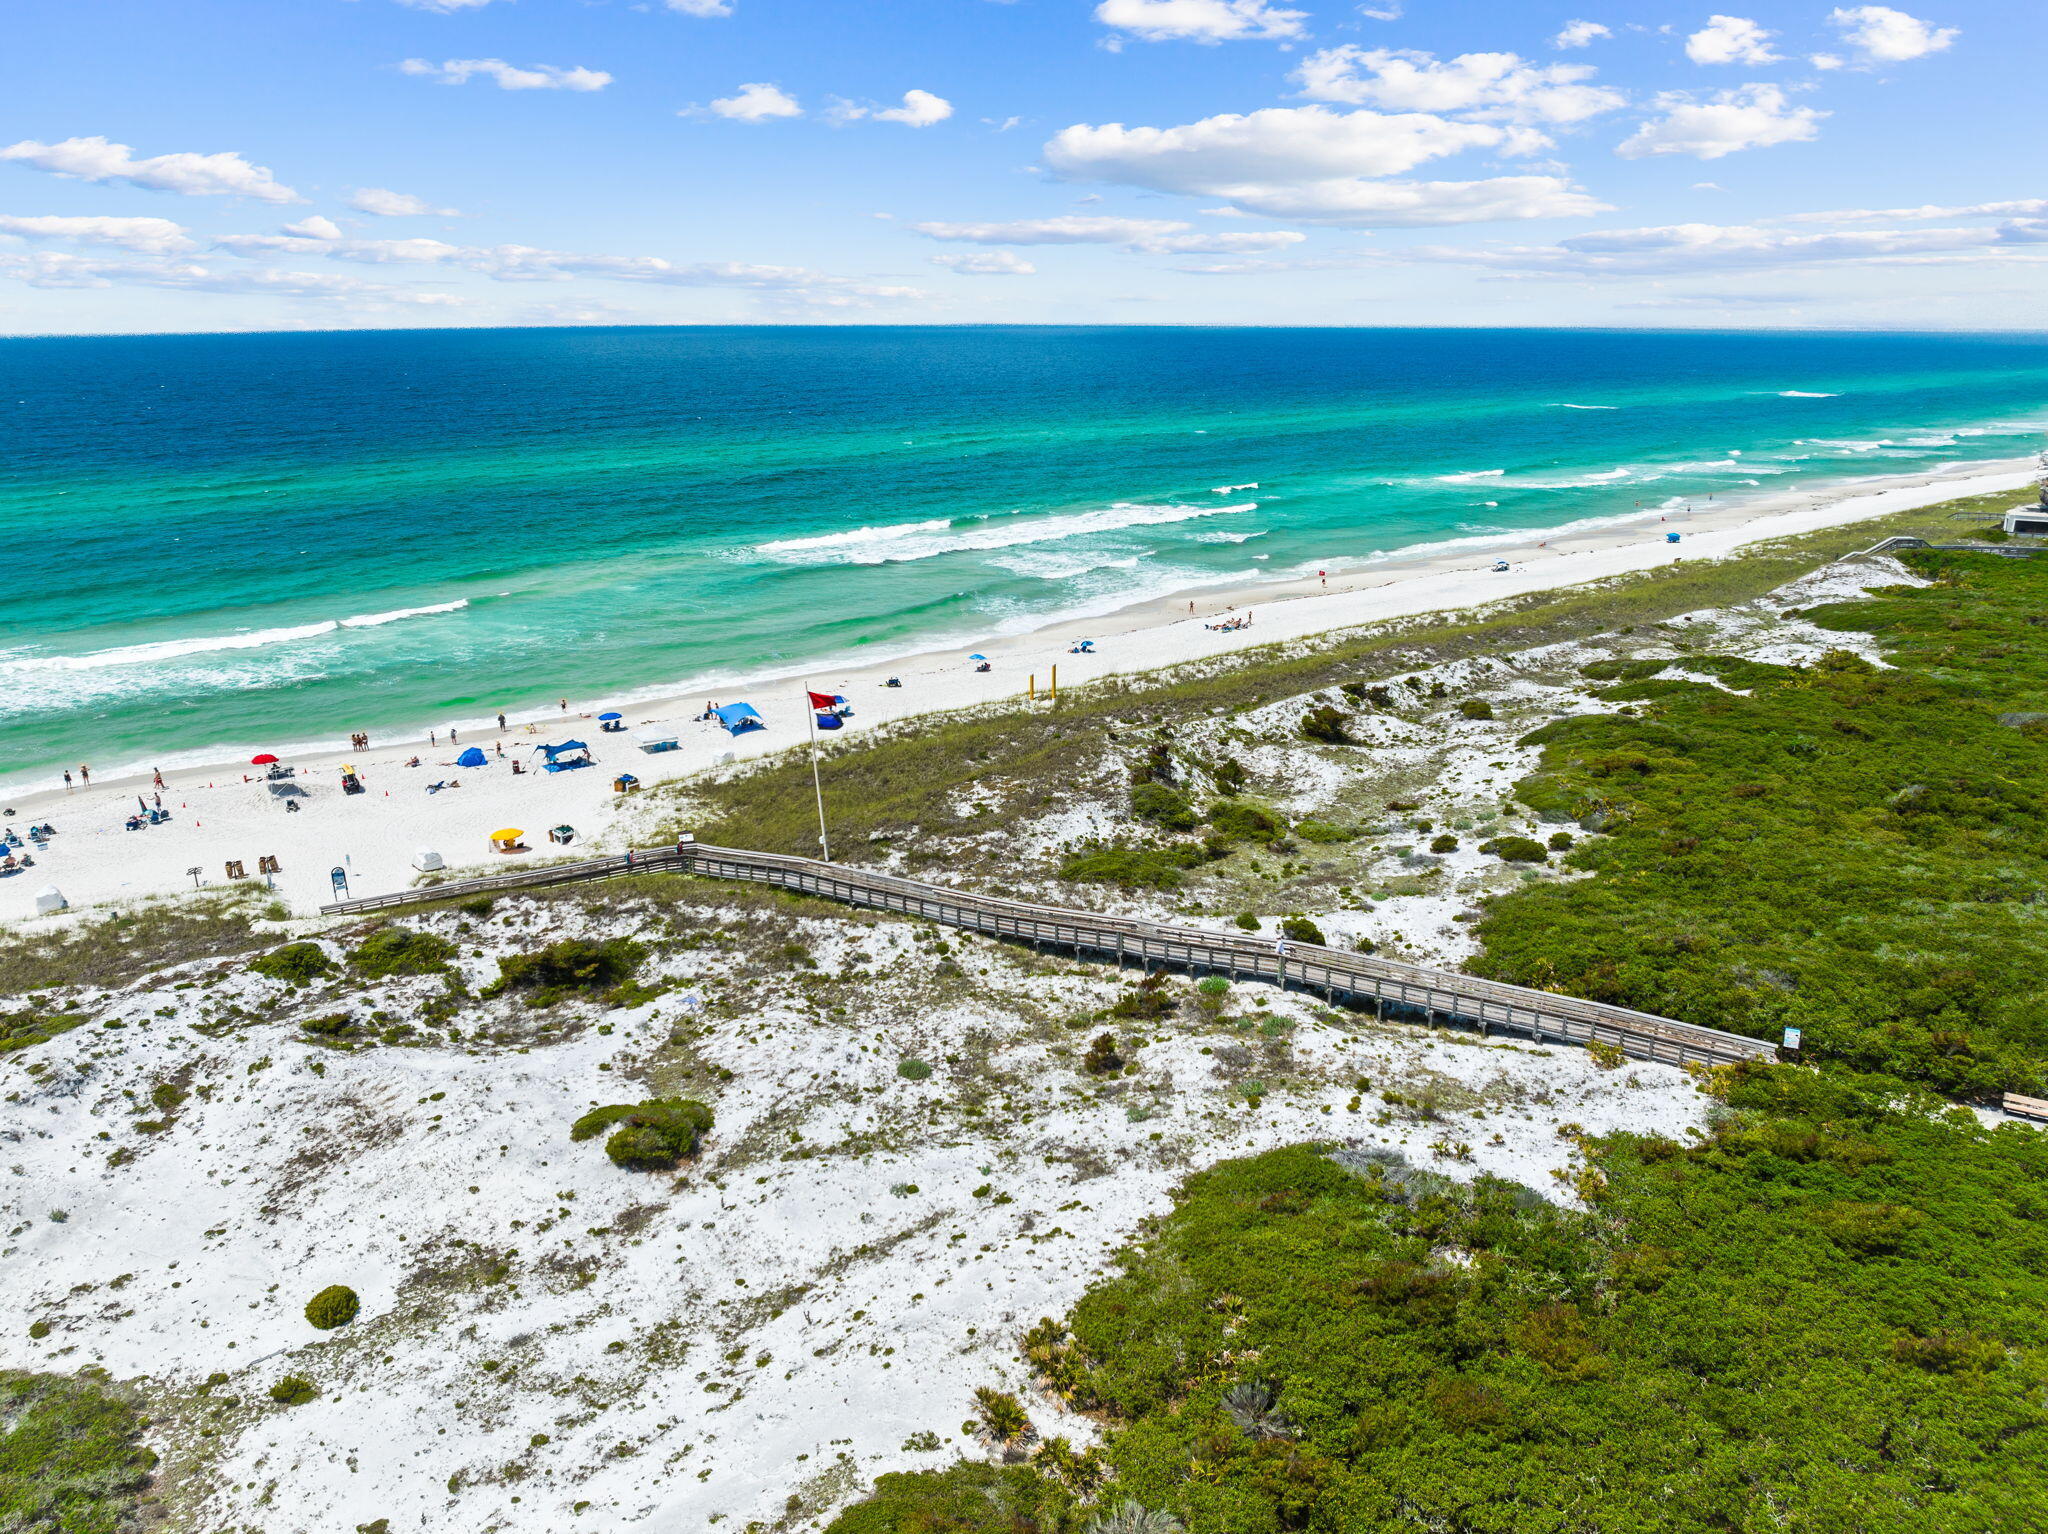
left=1435, top=469, right=1506, bottom=484
left=0, top=599, right=470, bottom=675
left=757, top=501, right=1258, bottom=566
left=1211, top=482, right=1258, bottom=493
left=1780, top=390, right=1839, bottom=397
left=1548, top=403, right=1618, bottom=409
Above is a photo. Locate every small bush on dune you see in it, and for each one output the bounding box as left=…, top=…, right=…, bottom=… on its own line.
left=1430, top=833, right=1459, bottom=853
left=1060, top=843, right=1209, bottom=890
left=268, top=1375, right=318, bottom=1406
left=572, top=1099, right=714, bottom=1169
left=304, top=1285, right=359, bottom=1330
left=1293, top=819, right=1357, bottom=843
left=1082, top=1033, right=1126, bottom=1075
left=1299, top=705, right=1355, bottom=745
left=249, top=943, right=332, bottom=985
left=486, top=937, right=646, bottom=1005
left=1279, top=916, right=1326, bottom=946
left=1129, top=782, right=1198, bottom=832
left=347, top=927, right=456, bottom=979
left=1480, top=835, right=1548, bottom=864
left=897, top=1058, right=933, bottom=1081
left=1208, top=802, right=1283, bottom=844
left=1458, top=698, right=1495, bottom=720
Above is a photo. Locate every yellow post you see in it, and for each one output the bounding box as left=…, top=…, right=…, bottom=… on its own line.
left=1029, top=674, right=1036, bottom=700
left=1051, top=664, right=1058, bottom=703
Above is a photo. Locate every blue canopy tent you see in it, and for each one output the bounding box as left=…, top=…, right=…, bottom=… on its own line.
left=455, top=746, right=488, bottom=768
left=713, top=703, right=765, bottom=736
left=534, top=739, right=593, bottom=773
left=815, top=713, right=843, bottom=731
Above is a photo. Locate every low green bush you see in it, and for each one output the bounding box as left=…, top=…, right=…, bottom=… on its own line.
left=1233, top=912, right=1260, bottom=932
left=1060, top=843, right=1209, bottom=890
left=897, top=1058, right=933, bottom=1081
left=268, top=1375, right=318, bottom=1406
left=571, top=1099, right=714, bottom=1169
left=1457, top=699, right=1495, bottom=720
left=1129, top=783, right=1198, bottom=832
left=1299, top=705, right=1355, bottom=745
left=1278, top=916, right=1326, bottom=945
left=1479, top=835, right=1548, bottom=863
left=1207, top=801, right=1283, bottom=843
left=486, top=937, right=646, bottom=1005
left=0, top=1370, right=157, bottom=1529
left=1082, top=1033, right=1125, bottom=1075
left=1429, top=833, right=1459, bottom=853
left=304, top=1285, right=359, bottom=1330
left=347, top=927, right=456, bottom=979
left=248, top=943, right=332, bottom=985
left=1293, top=819, right=1357, bottom=844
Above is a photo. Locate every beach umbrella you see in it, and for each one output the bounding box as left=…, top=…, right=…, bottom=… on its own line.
left=598, top=711, right=623, bottom=721
left=251, top=753, right=279, bottom=765
left=491, top=828, right=523, bottom=842
left=969, top=654, right=987, bottom=661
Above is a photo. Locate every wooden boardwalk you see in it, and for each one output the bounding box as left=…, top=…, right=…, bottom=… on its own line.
left=321, top=839, right=1772, bottom=1070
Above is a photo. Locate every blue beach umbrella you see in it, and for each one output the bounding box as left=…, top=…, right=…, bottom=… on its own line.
left=599, top=711, right=623, bottom=721
left=969, top=654, right=987, bottom=661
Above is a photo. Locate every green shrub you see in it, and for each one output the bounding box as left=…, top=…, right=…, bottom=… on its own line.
left=347, top=927, right=456, bottom=978
left=1210, top=758, right=1249, bottom=796
left=304, top=1285, right=359, bottom=1330
left=1479, top=835, right=1548, bottom=863
left=1208, top=801, right=1283, bottom=843
left=571, top=1099, right=714, bottom=1169
left=0, top=1370, right=157, bottom=1528
left=248, top=943, right=332, bottom=985
left=1580, top=657, right=1669, bottom=682
left=268, top=1375, right=318, bottom=1405
left=1457, top=698, right=1495, bottom=720
left=1430, top=834, right=1459, bottom=853
left=1279, top=916, right=1326, bottom=946
left=827, top=1463, right=1072, bottom=1534
left=972, top=1386, right=1033, bottom=1444
left=1082, top=1033, right=1126, bottom=1075
left=1294, top=819, right=1357, bottom=843
left=1059, top=842, right=1208, bottom=890
left=1234, top=912, right=1261, bottom=931
left=1196, top=976, right=1230, bottom=997
left=1547, top=831, right=1575, bottom=851
left=1299, top=705, right=1355, bottom=745
left=896, top=1058, right=933, bottom=1081
left=486, top=937, right=646, bottom=1004
left=300, top=1013, right=356, bottom=1040
left=1129, top=782, right=1198, bottom=832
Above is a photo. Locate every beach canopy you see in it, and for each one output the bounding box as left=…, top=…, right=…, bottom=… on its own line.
left=535, top=739, right=590, bottom=756
left=491, top=828, right=523, bottom=842
left=251, top=753, right=279, bottom=765
left=816, top=713, right=843, bottom=731
left=713, top=703, right=764, bottom=736
left=456, top=746, right=488, bottom=768
left=598, top=711, right=623, bottom=721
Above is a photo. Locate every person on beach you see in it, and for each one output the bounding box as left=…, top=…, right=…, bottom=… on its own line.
left=152, top=768, right=165, bottom=789
left=430, top=731, right=438, bottom=746
left=450, top=727, right=459, bottom=745
left=79, top=764, right=90, bottom=785
left=560, top=698, right=568, bottom=713
left=63, top=770, right=72, bottom=790
left=497, top=712, right=506, bottom=731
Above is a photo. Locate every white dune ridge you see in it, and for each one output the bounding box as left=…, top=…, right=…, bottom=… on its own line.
left=755, top=500, right=1258, bottom=566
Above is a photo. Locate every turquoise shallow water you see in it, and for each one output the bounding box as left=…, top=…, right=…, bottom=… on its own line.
left=3, top=325, right=2045, bottom=789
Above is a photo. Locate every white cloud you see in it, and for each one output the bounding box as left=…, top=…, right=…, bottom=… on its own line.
left=1293, top=47, right=1626, bottom=124
left=0, top=214, right=196, bottom=255
left=1359, top=3, right=1403, bottom=18
left=1553, top=20, right=1611, bottom=48
left=1043, top=105, right=1608, bottom=226
left=931, top=251, right=1037, bottom=274
left=395, top=0, right=503, bottom=11
left=1684, top=16, right=1780, bottom=66
left=349, top=187, right=459, bottom=217
left=0, top=251, right=464, bottom=304
left=1786, top=198, right=2048, bottom=223
left=1615, top=85, right=1825, bottom=160
left=281, top=215, right=343, bottom=240
left=0, top=136, right=300, bottom=203
left=663, top=0, right=735, bottom=14
left=1825, top=6, right=1957, bottom=63
left=911, top=214, right=1304, bottom=253
left=872, top=90, right=954, bottom=128
left=700, top=83, right=803, bottom=122
left=1092, top=0, right=1307, bottom=45
left=398, top=58, right=612, bottom=91
left=1398, top=219, right=2048, bottom=276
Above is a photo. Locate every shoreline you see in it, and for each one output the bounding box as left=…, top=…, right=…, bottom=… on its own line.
left=2, top=455, right=2030, bottom=923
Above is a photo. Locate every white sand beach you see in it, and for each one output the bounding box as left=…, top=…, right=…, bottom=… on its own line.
left=2, top=457, right=2030, bottom=924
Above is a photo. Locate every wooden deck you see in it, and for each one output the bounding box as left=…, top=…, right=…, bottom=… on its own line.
left=320, top=840, right=1773, bottom=1070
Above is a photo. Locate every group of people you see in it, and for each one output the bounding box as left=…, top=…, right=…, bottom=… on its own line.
left=1206, top=610, right=1256, bottom=633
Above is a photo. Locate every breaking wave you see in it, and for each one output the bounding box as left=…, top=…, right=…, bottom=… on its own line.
left=1, top=599, right=469, bottom=674
left=755, top=501, right=1257, bottom=566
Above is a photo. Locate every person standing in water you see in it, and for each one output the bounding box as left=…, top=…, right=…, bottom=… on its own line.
left=79, top=764, right=90, bottom=785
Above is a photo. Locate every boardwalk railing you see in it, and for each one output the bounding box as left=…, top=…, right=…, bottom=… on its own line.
left=322, top=840, right=1772, bottom=1070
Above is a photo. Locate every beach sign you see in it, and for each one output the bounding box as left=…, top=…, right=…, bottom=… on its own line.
left=330, top=866, right=349, bottom=896
left=1782, top=1027, right=1802, bottom=1051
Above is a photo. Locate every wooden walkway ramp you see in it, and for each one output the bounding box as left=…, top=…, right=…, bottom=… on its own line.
left=321, top=839, right=1771, bottom=1070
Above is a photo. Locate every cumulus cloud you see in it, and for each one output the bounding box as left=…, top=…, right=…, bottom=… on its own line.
left=663, top=0, right=735, bottom=14
left=832, top=90, right=955, bottom=127
left=398, top=58, right=612, bottom=91
left=1043, top=105, right=1608, bottom=226
left=1785, top=198, right=2048, bottom=223
left=699, top=83, right=804, bottom=121
left=349, top=187, right=459, bottom=217
left=1615, top=85, right=1824, bottom=159
left=0, top=251, right=465, bottom=304
left=1093, top=0, right=1307, bottom=45
left=0, top=214, right=196, bottom=255
left=1293, top=47, right=1626, bottom=124
left=281, top=215, right=343, bottom=240
left=0, top=136, right=300, bottom=203
left=1824, top=6, right=1957, bottom=63
left=913, top=214, right=1305, bottom=253
left=1553, top=20, right=1611, bottom=48
left=1684, top=16, right=1780, bottom=66
left=1398, top=219, right=2048, bottom=276
left=931, top=251, right=1037, bottom=274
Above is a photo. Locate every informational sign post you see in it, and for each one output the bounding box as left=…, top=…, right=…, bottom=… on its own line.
left=1782, top=1027, right=1802, bottom=1052
left=330, top=866, right=349, bottom=898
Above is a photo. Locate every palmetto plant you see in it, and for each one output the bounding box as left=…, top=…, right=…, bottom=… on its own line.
left=1222, top=1381, right=1293, bottom=1440
left=1083, top=1502, right=1186, bottom=1534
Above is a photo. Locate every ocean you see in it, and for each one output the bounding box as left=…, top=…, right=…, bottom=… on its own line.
left=3, top=325, right=2045, bottom=790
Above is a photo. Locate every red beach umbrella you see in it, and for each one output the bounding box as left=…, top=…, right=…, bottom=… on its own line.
left=251, top=753, right=279, bottom=765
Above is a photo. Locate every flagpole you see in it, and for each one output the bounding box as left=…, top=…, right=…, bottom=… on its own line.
left=805, top=686, right=831, bottom=862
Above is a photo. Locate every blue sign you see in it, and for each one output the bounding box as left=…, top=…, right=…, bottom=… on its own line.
left=330, top=866, right=349, bottom=895
left=1781, top=1027, right=1802, bottom=1050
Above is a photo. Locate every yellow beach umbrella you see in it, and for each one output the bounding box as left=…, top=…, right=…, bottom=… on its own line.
left=491, top=828, right=523, bottom=843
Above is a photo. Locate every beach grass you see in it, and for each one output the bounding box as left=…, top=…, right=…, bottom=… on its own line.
left=0, top=889, right=274, bottom=997
left=676, top=488, right=2020, bottom=860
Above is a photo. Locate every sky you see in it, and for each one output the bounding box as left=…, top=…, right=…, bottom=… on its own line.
left=0, top=0, right=2039, bottom=333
